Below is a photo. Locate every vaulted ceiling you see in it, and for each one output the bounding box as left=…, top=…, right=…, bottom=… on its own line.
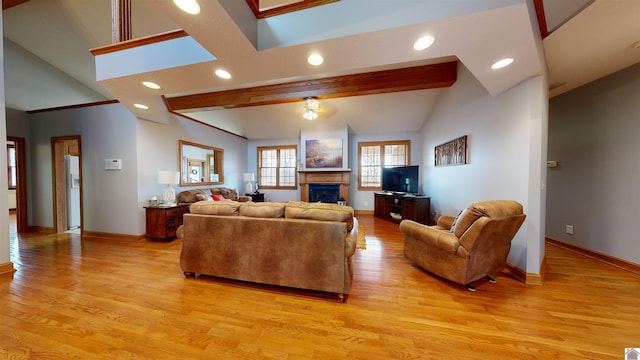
left=3, top=0, right=640, bottom=140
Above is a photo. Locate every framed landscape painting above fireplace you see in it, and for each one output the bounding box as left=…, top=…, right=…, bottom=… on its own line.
left=305, top=139, right=343, bottom=168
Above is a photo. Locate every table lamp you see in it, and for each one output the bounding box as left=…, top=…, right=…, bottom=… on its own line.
left=158, top=170, right=179, bottom=205
left=243, top=173, right=255, bottom=194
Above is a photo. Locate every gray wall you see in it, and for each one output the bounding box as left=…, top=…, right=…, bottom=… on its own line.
left=547, top=62, right=640, bottom=264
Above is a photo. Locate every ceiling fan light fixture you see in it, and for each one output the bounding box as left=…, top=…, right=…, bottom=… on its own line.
left=303, top=110, right=318, bottom=121
left=491, top=57, right=514, bottom=70
left=413, top=35, right=435, bottom=51
left=302, top=97, right=319, bottom=120
left=173, top=0, right=200, bottom=15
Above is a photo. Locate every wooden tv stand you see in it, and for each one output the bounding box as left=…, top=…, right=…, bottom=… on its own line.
left=374, top=192, right=431, bottom=225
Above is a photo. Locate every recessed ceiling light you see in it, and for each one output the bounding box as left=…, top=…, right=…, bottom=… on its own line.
left=173, top=0, right=200, bottom=15
left=413, top=35, right=435, bottom=51
left=215, top=69, right=232, bottom=79
left=142, top=81, right=160, bottom=89
left=134, top=104, right=149, bottom=110
left=491, top=58, right=514, bottom=70
left=308, top=53, right=324, bottom=66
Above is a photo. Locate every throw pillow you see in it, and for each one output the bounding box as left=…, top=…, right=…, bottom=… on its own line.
left=212, top=194, right=225, bottom=201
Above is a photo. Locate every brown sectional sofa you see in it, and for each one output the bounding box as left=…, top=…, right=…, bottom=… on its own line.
left=176, top=200, right=358, bottom=301
left=176, top=187, right=251, bottom=203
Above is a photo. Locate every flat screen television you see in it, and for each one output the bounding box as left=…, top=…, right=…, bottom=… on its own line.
left=381, top=165, right=419, bottom=194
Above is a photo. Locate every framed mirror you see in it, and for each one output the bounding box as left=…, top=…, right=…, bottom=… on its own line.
left=179, top=140, right=224, bottom=186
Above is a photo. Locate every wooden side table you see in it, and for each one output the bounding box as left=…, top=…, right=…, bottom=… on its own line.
left=245, top=193, right=265, bottom=202
left=144, top=204, right=189, bottom=241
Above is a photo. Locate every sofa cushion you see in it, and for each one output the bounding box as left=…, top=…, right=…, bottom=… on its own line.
left=285, top=201, right=354, bottom=232
left=239, top=202, right=286, bottom=218
left=189, top=200, right=240, bottom=216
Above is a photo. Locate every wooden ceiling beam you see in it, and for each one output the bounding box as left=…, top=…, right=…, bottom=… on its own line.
left=166, top=60, right=457, bottom=112
left=2, top=0, right=29, bottom=10
left=246, top=0, right=339, bottom=19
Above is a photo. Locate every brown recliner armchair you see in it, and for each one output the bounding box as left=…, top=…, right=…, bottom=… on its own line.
left=400, top=200, right=526, bottom=290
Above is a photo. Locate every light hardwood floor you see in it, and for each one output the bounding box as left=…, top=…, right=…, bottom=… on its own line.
left=1, top=214, right=639, bottom=359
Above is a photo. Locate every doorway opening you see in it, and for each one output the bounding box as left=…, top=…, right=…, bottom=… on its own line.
left=52, top=136, right=82, bottom=234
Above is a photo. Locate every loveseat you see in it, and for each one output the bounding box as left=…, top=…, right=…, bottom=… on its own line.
left=400, top=200, right=526, bottom=290
left=176, top=200, right=358, bottom=301
left=176, top=187, right=251, bottom=203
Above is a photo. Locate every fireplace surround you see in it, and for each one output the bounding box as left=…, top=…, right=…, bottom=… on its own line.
left=299, top=170, right=351, bottom=204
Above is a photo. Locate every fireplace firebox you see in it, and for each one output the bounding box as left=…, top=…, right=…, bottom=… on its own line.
left=309, top=184, right=340, bottom=203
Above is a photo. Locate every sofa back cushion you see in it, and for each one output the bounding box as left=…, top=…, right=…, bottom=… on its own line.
left=471, top=200, right=523, bottom=218
left=450, top=200, right=524, bottom=237
left=177, top=189, right=212, bottom=203
left=177, top=187, right=238, bottom=203
left=450, top=206, right=485, bottom=238
left=239, top=202, right=286, bottom=218
left=210, top=187, right=238, bottom=200
left=285, top=201, right=354, bottom=232
left=189, top=200, right=240, bottom=216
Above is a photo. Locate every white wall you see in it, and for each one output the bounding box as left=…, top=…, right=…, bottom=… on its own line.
left=137, top=115, right=248, bottom=233
left=0, top=15, right=10, bottom=268
left=300, top=126, right=349, bottom=170
left=24, top=104, right=248, bottom=237
left=28, top=103, right=139, bottom=234
left=247, top=138, right=299, bottom=203
left=349, top=130, right=424, bottom=211
left=547, top=62, right=640, bottom=264
left=421, top=64, right=546, bottom=272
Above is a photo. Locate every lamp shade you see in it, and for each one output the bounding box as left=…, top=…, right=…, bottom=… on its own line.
left=158, top=171, right=179, bottom=185
left=243, top=173, right=255, bottom=182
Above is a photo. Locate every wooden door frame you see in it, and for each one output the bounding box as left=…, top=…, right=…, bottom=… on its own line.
left=51, top=136, right=82, bottom=233
left=7, top=137, right=27, bottom=233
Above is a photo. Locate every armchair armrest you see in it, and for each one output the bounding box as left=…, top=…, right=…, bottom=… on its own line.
left=436, top=215, right=456, bottom=230
left=399, top=220, right=464, bottom=255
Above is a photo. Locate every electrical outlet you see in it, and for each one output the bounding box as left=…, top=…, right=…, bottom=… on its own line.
left=565, top=225, right=574, bottom=235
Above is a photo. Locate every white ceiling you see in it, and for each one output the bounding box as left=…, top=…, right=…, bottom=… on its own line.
left=3, top=0, right=640, bottom=140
